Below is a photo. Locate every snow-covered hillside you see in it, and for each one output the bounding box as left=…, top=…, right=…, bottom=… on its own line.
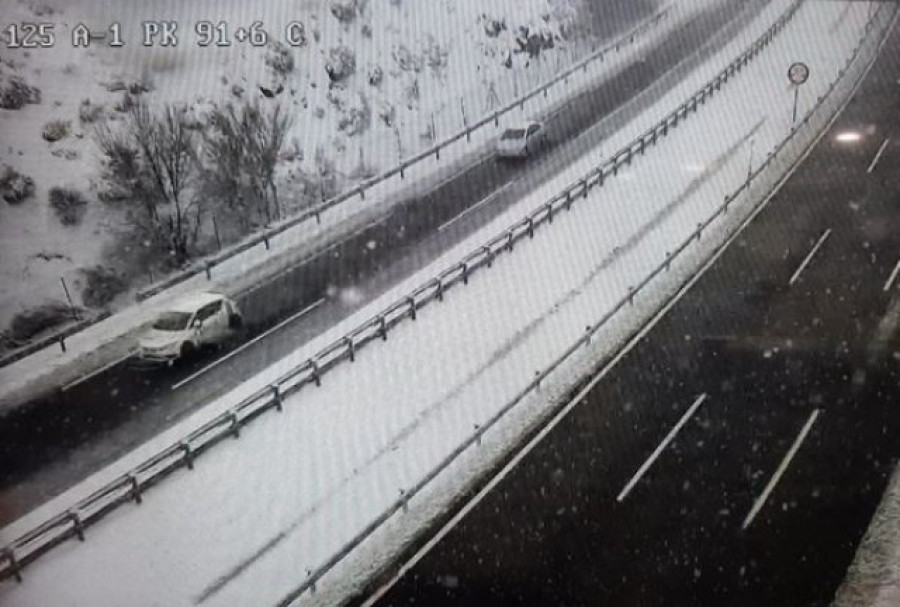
left=0, top=0, right=656, bottom=347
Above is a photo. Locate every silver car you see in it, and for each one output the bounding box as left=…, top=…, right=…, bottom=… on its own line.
left=496, top=121, right=548, bottom=158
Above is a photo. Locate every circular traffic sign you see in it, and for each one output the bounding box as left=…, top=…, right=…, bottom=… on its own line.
left=788, top=62, right=810, bottom=85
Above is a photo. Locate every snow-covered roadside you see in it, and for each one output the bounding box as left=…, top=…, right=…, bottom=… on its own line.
left=835, top=462, right=900, bottom=607
left=1, top=1, right=887, bottom=605
left=0, top=1, right=691, bottom=412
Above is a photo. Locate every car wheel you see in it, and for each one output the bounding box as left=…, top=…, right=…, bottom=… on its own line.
left=229, top=313, right=243, bottom=330
left=180, top=341, right=196, bottom=360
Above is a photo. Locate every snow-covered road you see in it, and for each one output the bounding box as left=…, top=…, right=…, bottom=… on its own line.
left=0, top=1, right=888, bottom=605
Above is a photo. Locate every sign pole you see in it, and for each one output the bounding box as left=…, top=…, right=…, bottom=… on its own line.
left=792, top=86, right=799, bottom=124
left=787, top=62, right=810, bottom=125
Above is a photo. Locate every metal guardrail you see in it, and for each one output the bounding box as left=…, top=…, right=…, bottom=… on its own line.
left=277, top=3, right=896, bottom=603
left=0, top=0, right=811, bottom=585
left=132, top=7, right=674, bottom=303
left=0, top=311, right=111, bottom=369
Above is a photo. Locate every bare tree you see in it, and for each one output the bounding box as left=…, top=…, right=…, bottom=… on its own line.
left=203, top=101, right=292, bottom=228
left=96, top=101, right=200, bottom=264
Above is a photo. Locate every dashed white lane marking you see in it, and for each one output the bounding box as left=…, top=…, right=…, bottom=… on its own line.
left=437, top=180, right=516, bottom=233
left=789, top=229, right=832, bottom=286
left=742, top=409, right=821, bottom=531
left=616, top=393, right=708, bottom=503
left=61, top=350, right=136, bottom=392
left=883, top=257, right=900, bottom=292
left=867, top=137, right=890, bottom=173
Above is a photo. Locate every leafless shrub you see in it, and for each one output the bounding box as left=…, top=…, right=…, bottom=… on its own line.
left=331, top=0, right=358, bottom=23
left=0, top=166, right=35, bottom=204
left=42, top=119, right=70, bottom=142
left=79, top=265, right=127, bottom=308
left=265, top=41, right=295, bottom=75
left=0, top=75, right=41, bottom=109
left=326, top=46, right=356, bottom=82
left=49, top=187, right=88, bottom=225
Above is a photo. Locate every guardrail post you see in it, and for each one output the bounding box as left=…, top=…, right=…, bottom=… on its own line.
left=436, top=278, right=445, bottom=301
left=58, top=336, right=67, bottom=353
left=128, top=474, right=142, bottom=504
left=230, top=411, right=241, bottom=438
left=263, top=233, right=271, bottom=251
left=507, top=230, right=515, bottom=252
left=310, top=360, right=322, bottom=386
left=628, top=287, right=635, bottom=306
left=724, top=194, right=731, bottom=212
left=345, top=336, right=356, bottom=361
left=527, top=218, right=535, bottom=239
left=665, top=252, right=672, bottom=272
left=483, top=246, right=494, bottom=268
left=399, top=489, right=409, bottom=512
left=379, top=316, right=388, bottom=341
left=474, top=423, right=482, bottom=446
left=2, top=549, right=21, bottom=583
left=400, top=163, right=405, bottom=179
left=546, top=203, right=554, bottom=223
left=407, top=296, right=417, bottom=321
left=67, top=511, right=85, bottom=542
left=270, top=385, right=283, bottom=412
left=462, top=262, right=469, bottom=284
left=180, top=442, right=194, bottom=470
left=205, top=261, right=213, bottom=280
left=696, top=222, right=703, bottom=241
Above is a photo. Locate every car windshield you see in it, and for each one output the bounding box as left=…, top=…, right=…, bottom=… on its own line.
left=152, top=311, right=192, bottom=331
left=501, top=128, right=526, bottom=140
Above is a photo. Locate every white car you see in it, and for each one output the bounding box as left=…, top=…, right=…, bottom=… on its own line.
left=138, top=292, right=243, bottom=363
left=496, top=121, right=548, bottom=158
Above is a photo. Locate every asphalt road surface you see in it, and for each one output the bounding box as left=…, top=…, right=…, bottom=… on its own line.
left=0, top=0, right=760, bottom=526
left=361, top=15, right=900, bottom=607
